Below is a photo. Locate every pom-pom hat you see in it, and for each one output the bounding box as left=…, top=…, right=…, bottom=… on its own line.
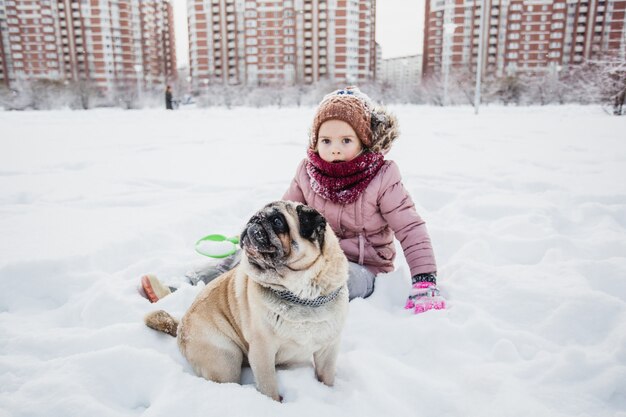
left=309, top=86, right=399, bottom=155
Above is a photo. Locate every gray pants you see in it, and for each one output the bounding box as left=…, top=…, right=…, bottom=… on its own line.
left=185, top=251, right=376, bottom=300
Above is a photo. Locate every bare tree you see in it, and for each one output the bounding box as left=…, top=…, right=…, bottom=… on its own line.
left=68, top=80, right=101, bottom=110
left=590, top=56, right=626, bottom=115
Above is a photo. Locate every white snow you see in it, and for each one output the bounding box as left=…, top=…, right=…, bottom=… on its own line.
left=195, top=238, right=238, bottom=258
left=1, top=105, right=625, bottom=417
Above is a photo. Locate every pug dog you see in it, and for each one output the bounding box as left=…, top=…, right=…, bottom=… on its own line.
left=145, top=201, right=349, bottom=401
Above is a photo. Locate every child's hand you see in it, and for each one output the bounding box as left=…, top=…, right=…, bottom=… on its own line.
left=405, top=274, right=446, bottom=314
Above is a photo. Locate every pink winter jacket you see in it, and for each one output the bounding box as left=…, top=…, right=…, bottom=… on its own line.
left=283, top=159, right=437, bottom=277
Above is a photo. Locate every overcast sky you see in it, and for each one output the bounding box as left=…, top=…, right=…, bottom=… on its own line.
left=171, top=0, right=425, bottom=68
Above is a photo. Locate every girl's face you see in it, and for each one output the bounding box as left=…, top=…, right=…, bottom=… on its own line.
left=317, top=119, right=363, bottom=163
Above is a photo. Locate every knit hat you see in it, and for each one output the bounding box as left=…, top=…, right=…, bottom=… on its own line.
left=309, top=86, right=399, bottom=155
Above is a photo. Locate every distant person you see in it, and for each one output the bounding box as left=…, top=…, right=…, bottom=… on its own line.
left=165, top=85, right=173, bottom=110
left=140, top=87, right=443, bottom=314
left=614, top=88, right=625, bottom=116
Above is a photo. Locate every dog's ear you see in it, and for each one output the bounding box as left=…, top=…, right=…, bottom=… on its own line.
left=296, top=205, right=326, bottom=250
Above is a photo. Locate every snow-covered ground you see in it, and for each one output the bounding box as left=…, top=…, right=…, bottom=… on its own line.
left=1, top=105, right=625, bottom=417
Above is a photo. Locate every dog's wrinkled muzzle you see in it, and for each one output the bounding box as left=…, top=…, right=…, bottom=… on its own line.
left=243, top=221, right=284, bottom=262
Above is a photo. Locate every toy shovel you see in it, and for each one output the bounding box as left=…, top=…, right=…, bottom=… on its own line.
left=195, top=234, right=240, bottom=258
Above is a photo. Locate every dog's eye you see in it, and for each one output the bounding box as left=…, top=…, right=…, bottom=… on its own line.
left=272, top=216, right=284, bottom=229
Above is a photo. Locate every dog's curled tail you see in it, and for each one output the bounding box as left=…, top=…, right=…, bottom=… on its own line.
left=145, top=310, right=179, bottom=337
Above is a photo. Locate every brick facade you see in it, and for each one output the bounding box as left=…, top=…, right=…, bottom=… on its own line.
left=422, top=0, right=626, bottom=79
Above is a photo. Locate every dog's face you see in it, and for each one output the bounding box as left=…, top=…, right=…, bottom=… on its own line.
left=240, top=201, right=327, bottom=275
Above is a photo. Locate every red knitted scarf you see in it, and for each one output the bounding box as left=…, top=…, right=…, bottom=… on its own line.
left=306, top=149, right=385, bottom=204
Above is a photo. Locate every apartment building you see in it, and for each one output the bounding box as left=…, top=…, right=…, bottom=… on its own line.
left=187, top=0, right=377, bottom=87
left=0, top=0, right=176, bottom=93
left=422, top=0, right=626, bottom=79
left=379, top=54, right=422, bottom=87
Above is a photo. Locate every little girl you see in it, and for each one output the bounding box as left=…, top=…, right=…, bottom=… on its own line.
left=141, top=87, right=444, bottom=314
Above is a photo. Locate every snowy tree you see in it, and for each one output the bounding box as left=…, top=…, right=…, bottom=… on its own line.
left=588, top=56, right=626, bottom=115
left=494, top=75, right=524, bottom=105
left=67, top=80, right=101, bottom=110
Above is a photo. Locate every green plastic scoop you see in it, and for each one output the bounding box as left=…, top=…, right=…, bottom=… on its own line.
left=195, top=234, right=240, bottom=258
